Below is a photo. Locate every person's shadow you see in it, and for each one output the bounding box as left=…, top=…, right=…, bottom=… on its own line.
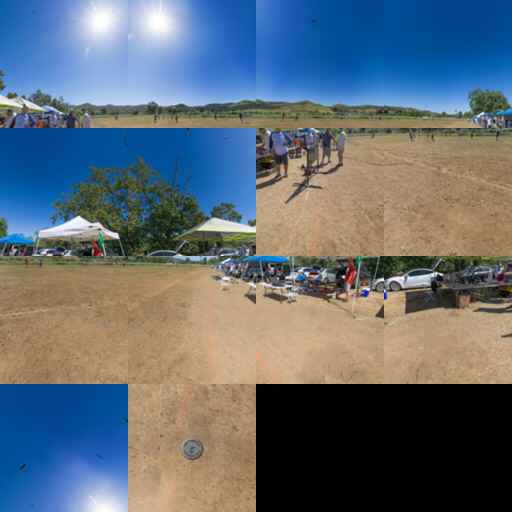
left=257, top=174, right=283, bottom=190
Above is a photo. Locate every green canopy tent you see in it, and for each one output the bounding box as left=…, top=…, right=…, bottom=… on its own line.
left=175, top=217, right=256, bottom=254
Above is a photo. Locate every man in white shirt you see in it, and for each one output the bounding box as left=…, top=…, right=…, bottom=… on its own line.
left=82, top=112, right=92, bottom=128
left=270, top=129, right=292, bottom=178
left=337, top=130, right=347, bottom=167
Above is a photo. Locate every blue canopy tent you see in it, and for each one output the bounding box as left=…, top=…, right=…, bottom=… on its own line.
left=246, top=256, right=289, bottom=264
left=42, top=105, right=64, bottom=115
left=0, top=234, right=34, bottom=256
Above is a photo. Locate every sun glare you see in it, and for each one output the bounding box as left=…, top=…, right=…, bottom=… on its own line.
left=89, top=7, right=114, bottom=34
left=147, top=9, right=171, bottom=35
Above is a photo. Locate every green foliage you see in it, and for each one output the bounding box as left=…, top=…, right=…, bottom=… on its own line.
left=52, top=159, right=206, bottom=255
left=248, top=219, right=256, bottom=227
left=147, top=101, right=159, bottom=114
left=468, top=89, right=510, bottom=115
left=28, top=90, right=69, bottom=112
left=0, top=69, right=4, bottom=91
left=210, top=203, right=242, bottom=223
left=0, top=217, right=7, bottom=238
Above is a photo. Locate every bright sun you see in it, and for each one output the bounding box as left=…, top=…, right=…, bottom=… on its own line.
left=90, top=8, right=114, bottom=34
left=147, top=10, right=171, bottom=35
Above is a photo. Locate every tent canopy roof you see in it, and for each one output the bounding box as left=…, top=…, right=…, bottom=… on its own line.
left=37, top=216, right=120, bottom=241
left=176, top=217, right=256, bottom=241
left=0, top=94, right=22, bottom=109
left=0, top=234, right=34, bottom=245
left=12, top=97, right=45, bottom=112
left=246, top=256, right=289, bottom=264
left=42, top=105, right=64, bottom=115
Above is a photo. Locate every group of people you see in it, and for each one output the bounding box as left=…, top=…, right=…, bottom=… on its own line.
left=258, top=128, right=346, bottom=179
left=0, top=107, right=92, bottom=128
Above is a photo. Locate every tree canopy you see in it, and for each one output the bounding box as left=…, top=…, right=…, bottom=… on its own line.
left=51, top=159, right=207, bottom=255
left=468, top=89, right=510, bottom=114
left=0, top=70, right=4, bottom=91
left=0, top=217, right=7, bottom=238
left=210, top=203, right=242, bottom=223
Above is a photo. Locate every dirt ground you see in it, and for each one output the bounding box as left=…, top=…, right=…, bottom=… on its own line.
left=0, top=264, right=384, bottom=385
left=380, top=134, right=512, bottom=255
left=129, top=384, right=256, bottom=512
left=257, top=150, right=383, bottom=255
left=256, top=287, right=384, bottom=384
left=91, top=115, right=476, bottom=129
left=0, top=265, right=256, bottom=384
left=385, top=290, right=512, bottom=384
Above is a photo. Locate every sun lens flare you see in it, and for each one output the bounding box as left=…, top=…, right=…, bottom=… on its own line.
left=147, top=9, right=170, bottom=35
left=89, top=7, right=114, bottom=34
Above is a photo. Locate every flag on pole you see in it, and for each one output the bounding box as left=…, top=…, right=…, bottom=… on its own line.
left=98, top=231, right=106, bottom=257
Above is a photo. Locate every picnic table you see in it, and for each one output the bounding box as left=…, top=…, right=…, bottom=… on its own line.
left=439, top=281, right=506, bottom=308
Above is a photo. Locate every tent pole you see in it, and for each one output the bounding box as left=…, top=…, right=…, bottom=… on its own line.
left=119, top=239, right=126, bottom=258
left=35, top=236, right=40, bottom=257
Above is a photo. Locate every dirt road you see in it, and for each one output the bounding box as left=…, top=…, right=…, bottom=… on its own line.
left=129, top=384, right=256, bottom=512
left=385, top=290, right=512, bottom=384
left=257, top=150, right=383, bottom=255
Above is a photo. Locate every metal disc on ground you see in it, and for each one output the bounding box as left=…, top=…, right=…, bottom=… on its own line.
left=182, top=439, right=204, bottom=461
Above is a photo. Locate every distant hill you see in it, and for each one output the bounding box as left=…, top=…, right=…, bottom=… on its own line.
left=72, top=99, right=445, bottom=117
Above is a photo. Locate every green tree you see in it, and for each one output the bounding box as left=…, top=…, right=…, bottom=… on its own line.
left=210, top=203, right=242, bottom=223
left=0, top=217, right=7, bottom=238
left=0, top=70, right=5, bottom=91
left=468, top=89, right=510, bottom=115
left=147, top=102, right=159, bottom=114
left=248, top=219, right=256, bottom=227
left=6, top=92, right=17, bottom=99
left=52, top=159, right=206, bottom=255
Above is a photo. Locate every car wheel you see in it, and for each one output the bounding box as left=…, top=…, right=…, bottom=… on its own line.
left=375, top=282, right=385, bottom=292
left=389, top=281, right=402, bottom=292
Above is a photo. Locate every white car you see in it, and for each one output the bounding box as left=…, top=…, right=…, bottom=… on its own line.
left=385, top=269, right=443, bottom=292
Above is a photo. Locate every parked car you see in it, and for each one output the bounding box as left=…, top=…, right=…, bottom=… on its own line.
left=385, top=268, right=444, bottom=292
left=461, top=265, right=496, bottom=284
left=148, top=250, right=178, bottom=258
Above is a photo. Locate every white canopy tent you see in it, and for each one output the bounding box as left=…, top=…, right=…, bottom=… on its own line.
left=35, top=216, right=125, bottom=256
left=0, top=94, right=22, bottom=109
left=12, top=97, right=45, bottom=112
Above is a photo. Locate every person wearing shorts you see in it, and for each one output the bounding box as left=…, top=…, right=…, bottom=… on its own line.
left=337, top=130, right=346, bottom=167
left=343, top=258, right=357, bottom=301
left=270, top=129, right=292, bottom=178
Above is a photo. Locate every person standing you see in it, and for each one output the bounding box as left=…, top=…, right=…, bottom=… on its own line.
left=321, top=129, right=335, bottom=165
left=65, top=111, right=79, bottom=128
left=12, top=106, right=35, bottom=128
left=270, top=129, right=292, bottom=179
left=343, top=258, right=357, bottom=302
left=82, top=112, right=92, bottom=128
left=304, top=129, right=319, bottom=174
left=3, top=109, right=16, bottom=128
left=336, top=130, right=346, bottom=167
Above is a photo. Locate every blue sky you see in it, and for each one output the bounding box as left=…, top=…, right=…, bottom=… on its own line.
left=0, top=129, right=256, bottom=236
left=256, top=0, right=512, bottom=112
left=0, top=0, right=255, bottom=105
left=0, top=385, right=128, bottom=512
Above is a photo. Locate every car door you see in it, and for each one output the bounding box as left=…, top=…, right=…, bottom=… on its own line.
left=404, top=270, right=432, bottom=289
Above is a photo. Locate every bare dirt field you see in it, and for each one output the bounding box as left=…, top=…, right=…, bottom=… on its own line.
left=0, top=265, right=256, bottom=384
left=129, top=384, right=256, bottom=512
left=381, top=134, right=512, bottom=255
left=256, top=287, right=384, bottom=384
left=257, top=151, right=383, bottom=255
left=0, top=264, right=384, bottom=385
left=385, top=290, right=512, bottom=384
left=91, top=115, right=476, bottom=129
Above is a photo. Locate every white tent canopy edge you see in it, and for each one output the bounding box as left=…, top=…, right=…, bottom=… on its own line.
left=35, top=216, right=125, bottom=256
